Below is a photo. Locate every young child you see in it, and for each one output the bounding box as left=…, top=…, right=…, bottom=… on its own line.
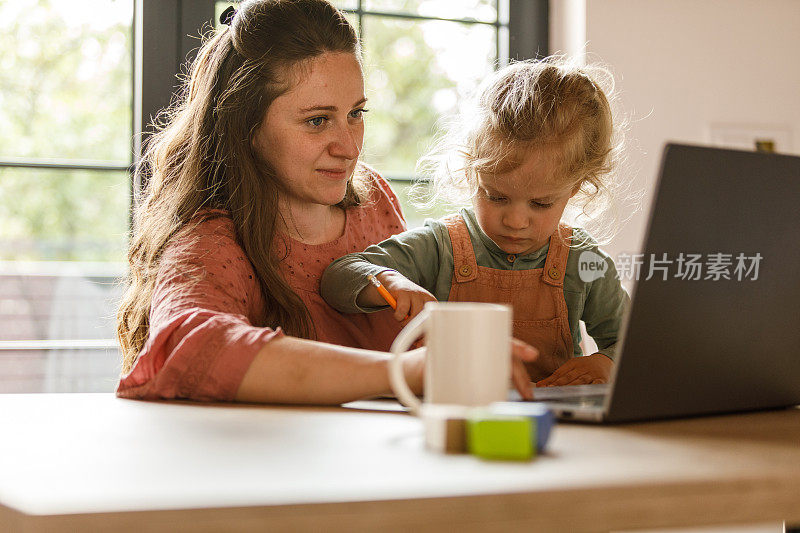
left=320, top=57, right=629, bottom=386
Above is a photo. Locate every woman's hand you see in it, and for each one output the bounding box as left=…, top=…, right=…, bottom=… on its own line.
left=400, top=347, right=426, bottom=395
left=511, top=338, right=538, bottom=400
left=401, top=341, right=537, bottom=399
left=376, top=271, right=437, bottom=322
left=535, top=353, right=613, bottom=387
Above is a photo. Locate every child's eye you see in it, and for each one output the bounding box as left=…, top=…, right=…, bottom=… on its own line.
left=531, top=200, right=554, bottom=209
left=307, top=116, right=327, bottom=127
left=481, top=189, right=506, bottom=203
left=479, top=187, right=507, bottom=203
left=349, top=108, right=368, bottom=120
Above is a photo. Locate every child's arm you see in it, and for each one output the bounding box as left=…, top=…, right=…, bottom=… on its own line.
left=321, top=223, right=449, bottom=317
left=538, top=243, right=629, bottom=387
left=580, top=252, right=629, bottom=361
left=358, top=270, right=437, bottom=322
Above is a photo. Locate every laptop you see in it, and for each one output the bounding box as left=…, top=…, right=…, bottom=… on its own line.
left=515, top=143, right=800, bottom=423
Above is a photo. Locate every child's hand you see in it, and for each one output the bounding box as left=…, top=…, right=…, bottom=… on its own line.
left=511, top=338, right=538, bottom=400
left=376, top=271, right=437, bottom=322
left=535, top=353, right=613, bottom=387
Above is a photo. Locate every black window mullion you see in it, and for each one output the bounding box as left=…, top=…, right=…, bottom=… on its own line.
left=508, top=0, right=548, bottom=60
left=134, top=0, right=215, bottom=202
left=495, top=0, right=500, bottom=65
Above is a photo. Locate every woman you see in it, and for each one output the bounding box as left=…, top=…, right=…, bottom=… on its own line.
left=116, top=0, right=536, bottom=404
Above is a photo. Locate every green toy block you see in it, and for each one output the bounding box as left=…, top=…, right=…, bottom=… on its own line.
left=466, top=414, right=535, bottom=461
left=488, top=402, right=555, bottom=453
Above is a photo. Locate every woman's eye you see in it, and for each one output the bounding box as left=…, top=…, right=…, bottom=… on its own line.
left=307, top=116, right=326, bottom=127
left=349, top=108, right=368, bottom=120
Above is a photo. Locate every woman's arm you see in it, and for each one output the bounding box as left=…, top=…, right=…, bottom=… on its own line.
left=117, top=217, right=284, bottom=402
left=237, top=335, right=538, bottom=403
left=235, top=336, right=424, bottom=404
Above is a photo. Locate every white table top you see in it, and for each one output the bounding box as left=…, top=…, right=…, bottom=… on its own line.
left=1, top=393, right=799, bottom=531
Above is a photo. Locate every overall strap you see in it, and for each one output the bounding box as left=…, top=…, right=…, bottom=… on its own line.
left=443, top=214, right=478, bottom=283
left=542, top=223, right=573, bottom=287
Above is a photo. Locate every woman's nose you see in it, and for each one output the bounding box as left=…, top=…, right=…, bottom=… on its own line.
left=329, top=124, right=360, bottom=160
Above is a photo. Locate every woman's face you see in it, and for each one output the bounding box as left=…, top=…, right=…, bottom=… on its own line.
left=253, top=52, right=366, bottom=209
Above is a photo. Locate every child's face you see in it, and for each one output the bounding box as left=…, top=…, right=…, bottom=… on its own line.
left=473, top=152, right=576, bottom=256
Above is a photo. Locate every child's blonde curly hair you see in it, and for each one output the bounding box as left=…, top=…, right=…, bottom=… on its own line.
left=415, top=55, right=631, bottom=245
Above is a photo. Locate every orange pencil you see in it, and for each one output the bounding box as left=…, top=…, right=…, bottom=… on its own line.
left=367, top=274, right=397, bottom=309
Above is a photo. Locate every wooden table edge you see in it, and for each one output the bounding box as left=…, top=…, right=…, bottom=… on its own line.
left=3, top=475, right=798, bottom=532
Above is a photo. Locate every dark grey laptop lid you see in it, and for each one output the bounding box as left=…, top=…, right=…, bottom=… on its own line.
left=605, top=143, right=800, bottom=422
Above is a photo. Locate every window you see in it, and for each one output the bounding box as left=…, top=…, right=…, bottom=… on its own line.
left=1, top=0, right=545, bottom=393
left=0, top=0, right=133, bottom=393
left=337, top=0, right=506, bottom=227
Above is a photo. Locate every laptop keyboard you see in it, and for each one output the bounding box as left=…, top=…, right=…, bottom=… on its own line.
left=509, top=383, right=609, bottom=406
left=532, top=383, right=609, bottom=400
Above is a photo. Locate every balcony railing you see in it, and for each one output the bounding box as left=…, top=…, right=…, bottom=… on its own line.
left=0, top=260, right=124, bottom=393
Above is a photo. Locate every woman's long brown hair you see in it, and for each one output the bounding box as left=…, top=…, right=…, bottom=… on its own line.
left=117, top=0, right=366, bottom=374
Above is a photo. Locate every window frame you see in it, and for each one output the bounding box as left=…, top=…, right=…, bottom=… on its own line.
left=0, top=0, right=550, bottom=211
left=0, top=1, right=136, bottom=357
left=0, top=0, right=546, bottom=388
left=133, top=0, right=548, bottom=188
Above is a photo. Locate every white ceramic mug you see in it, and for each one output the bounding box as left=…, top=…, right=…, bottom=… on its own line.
left=388, top=302, right=511, bottom=414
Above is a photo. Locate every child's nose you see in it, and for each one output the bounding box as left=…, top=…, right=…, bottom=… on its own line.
left=503, top=207, right=530, bottom=230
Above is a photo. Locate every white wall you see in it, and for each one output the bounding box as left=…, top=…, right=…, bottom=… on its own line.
left=551, top=0, right=800, bottom=257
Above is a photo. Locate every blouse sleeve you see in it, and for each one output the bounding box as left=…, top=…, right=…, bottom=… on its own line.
left=116, top=217, right=282, bottom=402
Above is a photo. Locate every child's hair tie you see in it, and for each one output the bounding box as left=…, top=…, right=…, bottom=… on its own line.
left=219, top=6, right=237, bottom=26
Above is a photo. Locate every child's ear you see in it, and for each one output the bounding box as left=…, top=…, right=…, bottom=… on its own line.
left=570, top=181, right=583, bottom=198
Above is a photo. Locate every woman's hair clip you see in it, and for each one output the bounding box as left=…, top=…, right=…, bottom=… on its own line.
left=220, top=6, right=237, bottom=26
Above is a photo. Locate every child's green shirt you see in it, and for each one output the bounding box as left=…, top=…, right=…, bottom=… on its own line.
left=321, top=208, right=629, bottom=359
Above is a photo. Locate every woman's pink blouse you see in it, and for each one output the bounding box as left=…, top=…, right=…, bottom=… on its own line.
left=116, top=171, right=406, bottom=401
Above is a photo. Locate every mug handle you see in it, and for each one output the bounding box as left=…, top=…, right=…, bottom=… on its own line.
left=388, top=309, right=429, bottom=415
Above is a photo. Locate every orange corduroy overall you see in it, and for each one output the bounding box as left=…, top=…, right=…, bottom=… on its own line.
left=444, top=215, right=574, bottom=381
